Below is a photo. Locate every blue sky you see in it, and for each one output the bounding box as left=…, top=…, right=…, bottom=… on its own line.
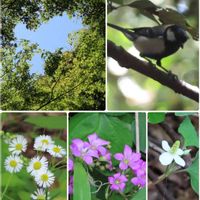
left=14, top=13, right=83, bottom=74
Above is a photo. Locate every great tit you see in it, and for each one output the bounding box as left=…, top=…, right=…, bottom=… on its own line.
left=108, top=23, right=188, bottom=71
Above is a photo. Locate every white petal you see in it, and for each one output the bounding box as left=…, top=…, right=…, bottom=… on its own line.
left=159, top=152, right=173, bottom=165
left=176, top=148, right=184, bottom=156
left=162, top=140, right=170, bottom=151
left=174, top=155, right=185, bottom=167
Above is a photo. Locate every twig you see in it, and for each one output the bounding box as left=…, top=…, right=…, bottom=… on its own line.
left=36, top=78, right=87, bottom=110
left=107, top=40, right=199, bottom=102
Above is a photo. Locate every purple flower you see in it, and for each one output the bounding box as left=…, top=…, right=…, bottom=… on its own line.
left=131, top=176, right=146, bottom=188
left=70, top=139, right=98, bottom=165
left=114, top=145, right=141, bottom=170
left=69, top=176, right=73, bottom=194
left=108, top=173, right=128, bottom=192
left=88, top=133, right=110, bottom=155
left=131, top=160, right=146, bottom=188
left=69, top=158, right=74, bottom=171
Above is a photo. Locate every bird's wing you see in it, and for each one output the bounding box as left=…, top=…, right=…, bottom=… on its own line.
left=130, top=26, right=168, bottom=38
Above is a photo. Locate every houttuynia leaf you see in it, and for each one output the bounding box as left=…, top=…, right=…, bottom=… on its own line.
left=186, top=153, right=199, bottom=194
left=74, top=161, right=91, bottom=200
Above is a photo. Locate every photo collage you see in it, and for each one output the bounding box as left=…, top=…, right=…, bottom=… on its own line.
left=1, top=0, right=199, bottom=200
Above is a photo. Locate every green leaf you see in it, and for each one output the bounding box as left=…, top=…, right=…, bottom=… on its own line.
left=175, top=112, right=196, bottom=116
left=131, top=187, right=146, bottom=200
left=74, top=161, right=91, bottom=200
left=69, top=113, right=100, bottom=141
left=186, top=153, right=199, bottom=194
left=178, top=116, right=198, bottom=147
left=69, top=113, right=133, bottom=156
left=138, top=113, right=146, bottom=152
left=25, top=116, right=66, bottom=129
left=148, top=113, right=165, bottom=124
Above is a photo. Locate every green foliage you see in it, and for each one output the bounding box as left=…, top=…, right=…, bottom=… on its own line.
left=25, top=116, right=66, bottom=129
left=178, top=116, right=199, bottom=147
left=148, top=113, right=165, bottom=124
left=138, top=113, right=146, bottom=152
left=1, top=0, right=105, bottom=110
left=69, top=113, right=134, bottom=156
left=74, top=161, right=91, bottom=200
left=186, top=153, right=199, bottom=194
left=131, top=187, right=146, bottom=200
left=175, top=112, right=196, bottom=116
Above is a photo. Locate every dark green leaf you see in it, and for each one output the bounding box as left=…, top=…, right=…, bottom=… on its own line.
left=186, top=153, right=199, bottom=194
left=148, top=113, right=165, bottom=124
left=178, top=116, right=198, bottom=147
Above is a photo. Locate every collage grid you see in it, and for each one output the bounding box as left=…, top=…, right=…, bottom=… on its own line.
left=0, top=0, right=199, bottom=200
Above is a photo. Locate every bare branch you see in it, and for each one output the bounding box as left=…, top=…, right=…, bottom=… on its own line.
left=107, top=40, right=199, bottom=102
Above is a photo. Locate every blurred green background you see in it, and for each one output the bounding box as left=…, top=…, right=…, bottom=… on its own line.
left=107, top=0, right=199, bottom=110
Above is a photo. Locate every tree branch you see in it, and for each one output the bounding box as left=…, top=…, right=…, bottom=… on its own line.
left=107, top=40, right=199, bottom=102
left=36, top=78, right=87, bottom=110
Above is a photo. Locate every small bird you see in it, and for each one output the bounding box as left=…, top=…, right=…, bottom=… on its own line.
left=108, top=23, right=188, bottom=72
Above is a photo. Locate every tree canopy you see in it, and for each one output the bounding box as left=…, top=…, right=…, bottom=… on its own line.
left=1, top=0, right=105, bottom=110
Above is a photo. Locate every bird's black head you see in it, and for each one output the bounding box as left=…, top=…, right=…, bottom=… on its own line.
left=165, top=25, right=188, bottom=48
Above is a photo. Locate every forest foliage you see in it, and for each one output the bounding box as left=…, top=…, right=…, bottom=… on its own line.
left=1, top=0, right=105, bottom=110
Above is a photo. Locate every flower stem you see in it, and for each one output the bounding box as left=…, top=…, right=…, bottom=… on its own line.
left=45, top=188, right=48, bottom=200
left=2, top=173, right=13, bottom=199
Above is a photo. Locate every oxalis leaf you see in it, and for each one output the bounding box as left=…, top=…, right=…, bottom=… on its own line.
left=186, top=153, right=199, bottom=194
left=74, top=161, right=91, bottom=200
left=178, top=116, right=198, bottom=147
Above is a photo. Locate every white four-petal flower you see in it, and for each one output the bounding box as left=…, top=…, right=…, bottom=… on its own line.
left=159, top=140, right=185, bottom=167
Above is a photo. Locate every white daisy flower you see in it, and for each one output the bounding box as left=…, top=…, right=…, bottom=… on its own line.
left=159, top=140, right=186, bottom=167
left=27, top=156, right=48, bottom=176
left=34, top=135, right=54, bottom=151
left=8, top=135, right=28, bottom=155
left=5, top=155, right=23, bottom=173
left=47, top=144, right=66, bottom=158
left=31, top=188, right=49, bottom=200
left=35, top=170, right=55, bottom=188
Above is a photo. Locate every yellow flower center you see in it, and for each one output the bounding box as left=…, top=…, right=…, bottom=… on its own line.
left=10, top=160, right=17, bottom=167
left=124, top=159, right=129, bottom=164
left=37, top=195, right=45, bottom=200
left=33, top=161, right=42, bottom=170
left=15, top=143, right=23, bottom=150
left=115, top=179, right=120, bottom=184
left=41, top=139, right=49, bottom=145
left=53, top=146, right=61, bottom=153
left=41, top=174, right=49, bottom=182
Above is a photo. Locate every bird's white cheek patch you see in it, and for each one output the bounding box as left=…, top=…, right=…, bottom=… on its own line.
left=166, top=29, right=176, bottom=41
left=134, top=36, right=165, bottom=55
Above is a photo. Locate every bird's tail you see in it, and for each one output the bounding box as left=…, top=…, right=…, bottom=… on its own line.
left=107, top=23, right=137, bottom=41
